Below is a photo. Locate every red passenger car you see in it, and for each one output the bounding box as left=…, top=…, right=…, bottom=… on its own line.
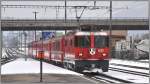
left=28, top=31, right=110, bottom=72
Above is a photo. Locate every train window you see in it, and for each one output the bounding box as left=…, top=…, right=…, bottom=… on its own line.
left=94, top=36, right=109, bottom=48
left=75, top=36, right=90, bottom=48
left=57, top=41, right=60, bottom=50
left=65, top=40, right=67, bottom=46
left=70, top=39, right=73, bottom=46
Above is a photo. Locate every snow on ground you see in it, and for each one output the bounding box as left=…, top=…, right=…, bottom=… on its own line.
left=1, top=58, right=81, bottom=76
left=101, top=70, right=149, bottom=83
left=17, top=48, right=28, bottom=54
left=109, top=59, right=149, bottom=83
left=109, top=65, right=149, bottom=74
left=139, top=59, right=149, bottom=62
left=110, top=59, right=149, bottom=68
left=2, top=48, right=8, bottom=58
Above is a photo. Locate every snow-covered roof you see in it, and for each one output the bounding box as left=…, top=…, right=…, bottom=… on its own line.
left=136, top=39, right=149, bottom=52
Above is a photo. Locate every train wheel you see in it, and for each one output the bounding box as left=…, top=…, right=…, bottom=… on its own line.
left=63, top=63, right=68, bottom=69
left=102, top=67, right=108, bottom=72
left=74, top=67, right=83, bottom=73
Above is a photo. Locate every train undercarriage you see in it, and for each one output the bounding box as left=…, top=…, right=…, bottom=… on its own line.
left=63, top=60, right=109, bottom=73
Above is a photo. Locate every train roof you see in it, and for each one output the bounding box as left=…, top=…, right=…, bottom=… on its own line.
left=30, top=31, right=108, bottom=44
left=31, top=35, right=64, bottom=44
left=75, top=31, right=108, bottom=36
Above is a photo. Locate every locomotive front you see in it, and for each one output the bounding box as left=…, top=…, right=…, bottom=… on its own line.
left=74, top=32, right=109, bottom=72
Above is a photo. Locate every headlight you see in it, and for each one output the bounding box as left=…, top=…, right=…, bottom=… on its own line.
left=102, top=53, right=107, bottom=56
left=79, top=53, right=83, bottom=56
left=98, top=49, right=104, bottom=53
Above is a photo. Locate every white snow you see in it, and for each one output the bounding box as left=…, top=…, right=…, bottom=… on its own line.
left=100, top=70, right=149, bottom=83
left=2, top=48, right=11, bottom=58
left=108, top=59, right=149, bottom=83
left=109, top=65, right=149, bottom=74
left=139, top=59, right=149, bottom=62
left=1, top=58, right=82, bottom=76
left=2, top=48, right=7, bottom=58
left=110, top=59, right=149, bottom=68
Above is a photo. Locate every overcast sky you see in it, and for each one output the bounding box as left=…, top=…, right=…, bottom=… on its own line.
left=2, top=1, right=148, bottom=19
left=2, top=1, right=148, bottom=37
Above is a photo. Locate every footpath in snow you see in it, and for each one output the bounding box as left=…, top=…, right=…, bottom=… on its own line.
left=1, top=58, right=81, bottom=75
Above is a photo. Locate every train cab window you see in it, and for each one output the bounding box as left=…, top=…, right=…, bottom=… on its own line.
left=65, top=40, right=67, bottom=46
left=75, top=36, right=90, bottom=48
left=94, top=36, right=109, bottom=48
left=70, top=39, right=73, bottom=46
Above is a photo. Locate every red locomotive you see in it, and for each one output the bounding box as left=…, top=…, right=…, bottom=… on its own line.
left=28, top=31, right=110, bottom=72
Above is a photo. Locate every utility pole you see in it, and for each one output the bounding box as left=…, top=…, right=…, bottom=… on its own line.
left=149, top=0, right=150, bottom=76
left=40, top=28, right=43, bottom=83
left=109, top=0, right=112, bottom=58
left=0, top=0, right=2, bottom=77
left=33, top=11, right=38, bottom=58
left=23, top=31, right=27, bottom=61
left=33, top=11, right=43, bottom=82
left=21, top=31, right=22, bottom=51
left=33, top=11, right=38, bottom=20
left=64, top=0, right=67, bottom=34
left=65, top=0, right=67, bottom=22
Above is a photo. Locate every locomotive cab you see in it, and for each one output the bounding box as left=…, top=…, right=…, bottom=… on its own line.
left=74, top=31, right=109, bottom=72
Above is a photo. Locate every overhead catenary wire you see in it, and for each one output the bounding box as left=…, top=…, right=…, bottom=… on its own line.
left=112, top=1, right=146, bottom=16
left=74, top=6, right=86, bottom=30
left=1, top=0, right=148, bottom=1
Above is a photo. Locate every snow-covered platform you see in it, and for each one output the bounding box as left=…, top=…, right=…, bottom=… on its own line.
left=1, top=58, right=98, bottom=84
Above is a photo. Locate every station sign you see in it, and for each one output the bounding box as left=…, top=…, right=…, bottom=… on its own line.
left=42, top=32, right=55, bottom=40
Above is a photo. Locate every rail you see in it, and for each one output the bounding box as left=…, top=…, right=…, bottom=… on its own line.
left=1, top=48, right=18, bottom=65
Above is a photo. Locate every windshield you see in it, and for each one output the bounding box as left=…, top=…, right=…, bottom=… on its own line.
left=94, top=36, right=109, bottom=48
left=75, top=36, right=90, bottom=48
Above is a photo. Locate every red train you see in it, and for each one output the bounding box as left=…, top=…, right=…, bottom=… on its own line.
left=28, top=31, right=110, bottom=72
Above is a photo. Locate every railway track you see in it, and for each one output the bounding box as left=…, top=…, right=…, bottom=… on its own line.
left=1, top=48, right=18, bottom=65
left=84, top=67, right=148, bottom=83
left=83, top=63, right=149, bottom=83
left=93, top=74, right=133, bottom=83
left=84, top=72, right=133, bottom=83
left=137, top=60, right=149, bottom=63
left=109, top=67, right=149, bottom=77
left=110, top=63, right=149, bottom=70
left=1, top=58, right=16, bottom=65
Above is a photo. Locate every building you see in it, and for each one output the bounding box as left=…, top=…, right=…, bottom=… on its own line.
left=105, top=30, right=127, bottom=48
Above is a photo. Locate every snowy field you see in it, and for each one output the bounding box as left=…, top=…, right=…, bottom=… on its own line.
left=1, top=58, right=81, bottom=76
